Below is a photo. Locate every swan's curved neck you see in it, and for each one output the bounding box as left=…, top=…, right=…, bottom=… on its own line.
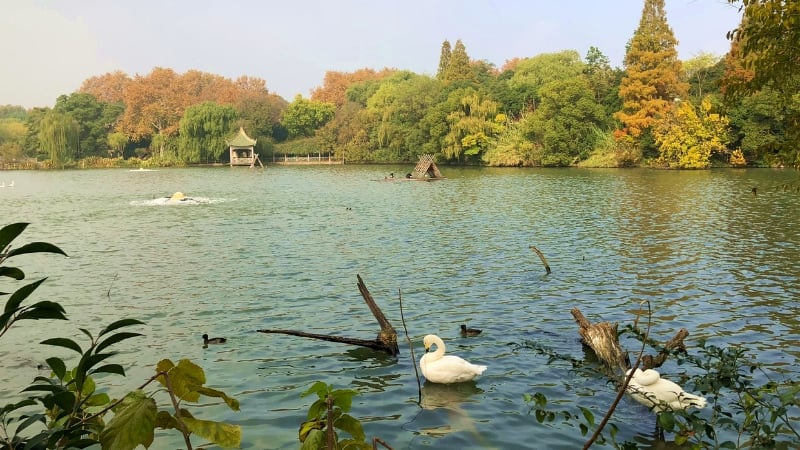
left=428, top=337, right=446, bottom=361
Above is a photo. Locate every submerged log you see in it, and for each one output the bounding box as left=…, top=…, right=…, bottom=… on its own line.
left=257, top=274, right=399, bottom=355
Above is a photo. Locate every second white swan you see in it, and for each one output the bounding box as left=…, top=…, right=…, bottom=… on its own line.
left=625, top=368, right=707, bottom=412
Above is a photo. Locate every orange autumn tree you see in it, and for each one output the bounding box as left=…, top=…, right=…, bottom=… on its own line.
left=180, top=70, right=238, bottom=105
left=78, top=71, right=132, bottom=104
left=116, top=68, right=243, bottom=158
left=117, top=67, right=186, bottom=155
left=615, top=0, right=688, bottom=153
left=233, top=75, right=288, bottom=144
left=311, top=68, right=397, bottom=108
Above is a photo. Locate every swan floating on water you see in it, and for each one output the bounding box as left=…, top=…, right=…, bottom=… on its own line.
left=420, top=334, right=486, bottom=384
left=625, top=368, right=707, bottom=412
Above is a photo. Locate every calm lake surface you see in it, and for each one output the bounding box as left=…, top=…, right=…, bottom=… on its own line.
left=1, top=166, right=798, bottom=449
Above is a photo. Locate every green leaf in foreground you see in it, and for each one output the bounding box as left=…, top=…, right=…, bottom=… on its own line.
left=192, top=385, right=240, bottom=411
left=99, top=391, right=157, bottom=450
left=182, top=416, right=241, bottom=449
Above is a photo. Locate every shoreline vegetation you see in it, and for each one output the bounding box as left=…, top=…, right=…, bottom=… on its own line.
left=0, top=154, right=781, bottom=171
left=1, top=2, right=799, bottom=172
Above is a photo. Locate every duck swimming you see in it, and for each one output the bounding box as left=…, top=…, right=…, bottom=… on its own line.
left=625, top=368, right=707, bottom=413
left=460, top=324, right=482, bottom=336
left=203, top=334, right=227, bottom=345
left=420, top=334, right=486, bottom=384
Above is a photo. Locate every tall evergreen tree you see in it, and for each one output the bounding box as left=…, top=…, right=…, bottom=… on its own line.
left=436, top=40, right=452, bottom=81
left=443, top=39, right=474, bottom=83
left=615, top=0, right=688, bottom=140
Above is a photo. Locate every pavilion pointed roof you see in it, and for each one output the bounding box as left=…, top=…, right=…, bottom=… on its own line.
left=227, top=127, right=257, bottom=147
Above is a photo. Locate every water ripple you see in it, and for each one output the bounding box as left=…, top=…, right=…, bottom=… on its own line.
left=1, top=167, right=798, bottom=449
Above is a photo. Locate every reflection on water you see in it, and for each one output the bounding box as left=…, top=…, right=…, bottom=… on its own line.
left=0, top=167, right=798, bottom=449
left=420, top=380, right=483, bottom=410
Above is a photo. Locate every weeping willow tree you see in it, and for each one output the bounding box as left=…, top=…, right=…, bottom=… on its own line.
left=443, top=92, right=503, bottom=163
left=178, top=102, right=238, bottom=163
left=38, top=111, right=79, bottom=168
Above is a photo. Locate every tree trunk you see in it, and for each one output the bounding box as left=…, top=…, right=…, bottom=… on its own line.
left=571, top=307, right=690, bottom=372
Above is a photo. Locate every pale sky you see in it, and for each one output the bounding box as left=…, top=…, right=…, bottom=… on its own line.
left=0, top=0, right=741, bottom=109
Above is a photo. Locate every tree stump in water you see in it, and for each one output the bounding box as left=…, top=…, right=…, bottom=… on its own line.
left=257, top=274, right=399, bottom=356
left=571, top=307, right=690, bottom=372
left=571, top=307, right=627, bottom=372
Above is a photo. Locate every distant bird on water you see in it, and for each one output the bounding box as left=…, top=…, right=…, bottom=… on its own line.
left=460, top=324, right=482, bottom=336
left=203, top=334, right=227, bottom=345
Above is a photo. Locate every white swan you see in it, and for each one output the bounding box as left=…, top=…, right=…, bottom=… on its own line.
left=420, top=334, right=486, bottom=384
left=625, top=368, right=707, bottom=413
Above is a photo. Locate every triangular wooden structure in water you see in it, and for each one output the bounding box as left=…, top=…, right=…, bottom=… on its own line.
left=410, top=154, right=444, bottom=180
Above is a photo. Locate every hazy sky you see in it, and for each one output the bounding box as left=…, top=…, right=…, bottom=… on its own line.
left=1, top=0, right=741, bottom=109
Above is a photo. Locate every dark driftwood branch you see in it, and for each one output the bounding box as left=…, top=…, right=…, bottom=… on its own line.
left=256, top=329, right=395, bottom=352
left=640, top=328, right=689, bottom=370
left=529, top=245, right=551, bottom=274
left=257, top=274, right=399, bottom=355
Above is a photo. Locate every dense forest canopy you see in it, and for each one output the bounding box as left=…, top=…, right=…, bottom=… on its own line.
left=0, top=0, right=797, bottom=169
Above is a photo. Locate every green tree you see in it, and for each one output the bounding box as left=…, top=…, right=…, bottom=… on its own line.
left=508, top=50, right=585, bottom=114
left=482, top=115, right=538, bottom=167
left=38, top=110, right=79, bottom=168
left=107, top=132, right=129, bottom=158
left=23, top=107, right=50, bottom=158
left=615, top=0, right=688, bottom=146
left=280, top=95, right=335, bottom=139
left=727, top=0, right=800, bottom=93
left=443, top=39, right=474, bottom=83
left=178, top=102, right=238, bottom=163
left=726, top=0, right=800, bottom=165
left=0, top=105, right=27, bottom=121
left=0, top=118, right=27, bottom=162
left=726, top=87, right=788, bottom=165
left=442, top=90, right=503, bottom=163
left=234, top=76, right=288, bottom=152
left=366, top=72, right=442, bottom=162
left=436, top=40, right=452, bottom=81
left=525, top=77, right=607, bottom=166
left=54, top=93, right=124, bottom=159
left=683, top=52, right=722, bottom=100
left=584, top=46, right=622, bottom=127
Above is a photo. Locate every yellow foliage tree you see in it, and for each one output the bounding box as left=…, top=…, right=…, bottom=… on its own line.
left=654, top=98, right=730, bottom=169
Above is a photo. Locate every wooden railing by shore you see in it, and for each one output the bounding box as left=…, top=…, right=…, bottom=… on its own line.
left=272, top=155, right=344, bottom=165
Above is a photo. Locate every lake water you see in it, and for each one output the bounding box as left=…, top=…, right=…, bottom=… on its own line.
left=1, top=166, right=798, bottom=449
